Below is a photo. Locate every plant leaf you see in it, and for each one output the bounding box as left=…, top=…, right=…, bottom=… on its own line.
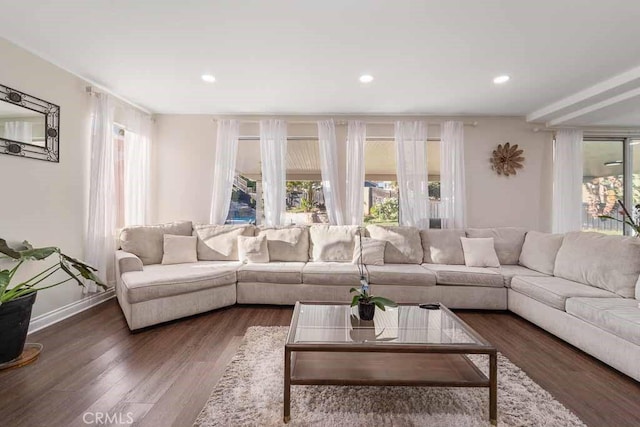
left=373, top=300, right=386, bottom=311
left=60, top=253, right=98, bottom=272
left=370, top=296, right=398, bottom=307
left=59, top=261, right=84, bottom=287
left=0, top=239, right=21, bottom=259
left=351, top=295, right=360, bottom=307
left=18, top=246, right=58, bottom=261
left=349, top=287, right=360, bottom=294
left=0, top=270, right=11, bottom=295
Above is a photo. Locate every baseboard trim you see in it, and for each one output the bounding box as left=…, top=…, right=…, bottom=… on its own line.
left=28, top=288, right=115, bottom=334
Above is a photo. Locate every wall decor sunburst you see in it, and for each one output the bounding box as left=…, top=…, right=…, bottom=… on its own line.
left=490, top=142, right=524, bottom=176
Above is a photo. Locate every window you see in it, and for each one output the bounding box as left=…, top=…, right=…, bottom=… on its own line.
left=230, top=139, right=328, bottom=225
left=582, top=138, right=629, bottom=235
left=228, top=139, right=260, bottom=224
left=226, top=174, right=257, bottom=224
left=285, top=140, right=327, bottom=224
left=363, top=140, right=440, bottom=226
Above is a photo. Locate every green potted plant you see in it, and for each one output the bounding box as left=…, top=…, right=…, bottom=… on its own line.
left=350, top=283, right=397, bottom=321
left=0, top=239, right=106, bottom=363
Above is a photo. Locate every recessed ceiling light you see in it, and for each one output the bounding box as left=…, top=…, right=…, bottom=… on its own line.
left=604, top=160, right=623, bottom=166
left=359, top=74, right=374, bottom=83
left=201, top=74, right=216, bottom=83
left=493, top=75, right=510, bottom=84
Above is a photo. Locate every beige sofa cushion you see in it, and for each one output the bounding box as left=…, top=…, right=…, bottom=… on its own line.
left=194, top=224, right=255, bottom=261
left=554, top=231, right=640, bottom=298
left=460, top=237, right=500, bottom=267
left=303, top=262, right=362, bottom=286
left=352, top=236, right=386, bottom=266
left=120, top=221, right=193, bottom=265
left=309, top=225, right=358, bottom=262
left=237, top=235, right=270, bottom=263
left=511, top=276, right=619, bottom=311
left=491, top=265, right=549, bottom=287
left=161, top=235, right=198, bottom=265
left=422, top=264, right=504, bottom=288
left=519, top=231, right=564, bottom=275
left=366, top=264, right=436, bottom=286
left=237, top=262, right=305, bottom=284
left=366, top=225, right=423, bottom=264
left=466, top=227, right=527, bottom=265
left=421, top=229, right=465, bottom=264
left=257, top=226, right=309, bottom=262
left=120, top=261, right=240, bottom=303
left=566, top=297, right=640, bottom=346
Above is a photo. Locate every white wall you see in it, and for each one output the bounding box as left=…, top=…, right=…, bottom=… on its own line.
left=153, top=115, right=553, bottom=231
left=0, top=38, right=92, bottom=317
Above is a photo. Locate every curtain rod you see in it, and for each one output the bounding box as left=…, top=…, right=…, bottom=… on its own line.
left=85, top=86, right=153, bottom=116
left=215, top=118, right=478, bottom=127
left=238, top=136, right=442, bottom=141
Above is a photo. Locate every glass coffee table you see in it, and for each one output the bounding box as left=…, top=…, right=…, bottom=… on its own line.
left=284, top=302, right=497, bottom=425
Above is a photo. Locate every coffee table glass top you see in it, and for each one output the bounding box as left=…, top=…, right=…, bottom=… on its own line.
left=288, top=303, right=490, bottom=347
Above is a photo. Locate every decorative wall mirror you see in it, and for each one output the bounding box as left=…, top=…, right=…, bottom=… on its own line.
left=0, top=84, right=60, bottom=162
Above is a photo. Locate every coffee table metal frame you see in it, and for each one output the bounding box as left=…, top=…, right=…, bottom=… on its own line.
left=284, top=302, right=497, bottom=425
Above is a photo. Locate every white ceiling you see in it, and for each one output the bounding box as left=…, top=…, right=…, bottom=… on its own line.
left=1, top=1, right=640, bottom=121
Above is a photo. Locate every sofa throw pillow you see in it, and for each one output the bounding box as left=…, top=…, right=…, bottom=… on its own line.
left=194, top=224, right=255, bottom=261
left=120, top=221, right=193, bottom=265
left=421, top=229, right=466, bottom=264
left=554, top=231, right=640, bottom=298
left=366, top=225, right=423, bottom=264
left=237, top=235, right=270, bottom=263
left=460, top=237, right=500, bottom=268
left=352, top=236, right=386, bottom=266
left=466, top=227, right=527, bottom=265
left=257, top=226, right=309, bottom=262
left=161, top=235, right=198, bottom=265
left=519, top=231, right=564, bottom=275
left=309, top=225, right=358, bottom=262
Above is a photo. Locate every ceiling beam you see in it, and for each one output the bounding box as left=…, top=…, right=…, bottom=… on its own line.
left=546, top=87, right=640, bottom=127
left=527, top=65, right=640, bottom=123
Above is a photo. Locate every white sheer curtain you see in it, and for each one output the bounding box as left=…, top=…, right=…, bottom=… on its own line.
left=395, top=121, right=430, bottom=228
left=345, top=120, right=366, bottom=225
left=440, top=121, right=466, bottom=229
left=553, top=129, right=584, bottom=233
left=210, top=120, right=240, bottom=224
left=4, top=121, right=33, bottom=143
left=122, top=107, right=152, bottom=226
left=85, top=94, right=117, bottom=290
left=317, top=120, right=344, bottom=225
left=260, top=119, right=287, bottom=226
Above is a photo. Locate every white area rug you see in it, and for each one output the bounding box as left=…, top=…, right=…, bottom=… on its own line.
left=194, top=326, right=585, bottom=426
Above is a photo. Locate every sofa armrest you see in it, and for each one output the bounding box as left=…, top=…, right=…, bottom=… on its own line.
left=116, top=250, right=144, bottom=275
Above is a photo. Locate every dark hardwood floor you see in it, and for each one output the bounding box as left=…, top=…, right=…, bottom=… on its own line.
left=0, top=300, right=638, bottom=427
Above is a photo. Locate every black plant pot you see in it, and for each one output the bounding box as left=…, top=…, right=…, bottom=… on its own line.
left=358, top=301, right=375, bottom=321
left=0, top=292, right=36, bottom=363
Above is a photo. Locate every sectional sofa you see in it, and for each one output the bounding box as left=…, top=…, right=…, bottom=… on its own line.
left=114, top=222, right=640, bottom=382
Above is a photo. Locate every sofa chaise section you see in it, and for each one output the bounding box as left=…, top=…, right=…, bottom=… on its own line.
left=509, top=231, right=640, bottom=381
left=115, top=251, right=239, bottom=330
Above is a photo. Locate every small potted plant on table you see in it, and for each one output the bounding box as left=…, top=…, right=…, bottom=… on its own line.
left=350, top=282, right=397, bottom=321
left=0, top=239, right=106, bottom=365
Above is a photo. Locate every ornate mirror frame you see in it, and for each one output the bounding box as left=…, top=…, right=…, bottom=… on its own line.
left=0, top=84, right=60, bottom=162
